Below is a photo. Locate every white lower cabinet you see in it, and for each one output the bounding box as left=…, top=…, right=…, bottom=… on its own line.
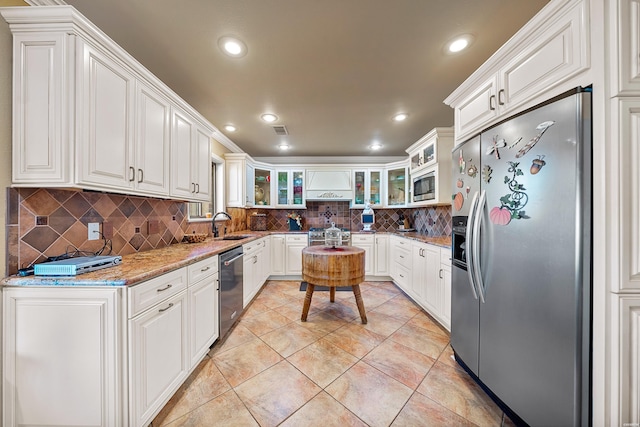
left=129, top=290, right=188, bottom=427
left=3, top=287, right=123, bottom=427
left=243, top=238, right=267, bottom=307
left=187, top=256, right=219, bottom=368
left=374, top=234, right=390, bottom=276
left=614, top=295, right=640, bottom=425
left=270, top=234, right=286, bottom=275
left=411, top=242, right=440, bottom=315
left=352, top=233, right=375, bottom=276
left=439, top=248, right=452, bottom=330
left=285, top=234, right=308, bottom=275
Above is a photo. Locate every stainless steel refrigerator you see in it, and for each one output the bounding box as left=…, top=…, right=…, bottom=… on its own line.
left=450, top=88, right=591, bottom=426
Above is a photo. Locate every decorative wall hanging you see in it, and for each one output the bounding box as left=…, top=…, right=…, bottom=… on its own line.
left=516, top=121, right=555, bottom=158
left=491, top=161, right=529, bottom=225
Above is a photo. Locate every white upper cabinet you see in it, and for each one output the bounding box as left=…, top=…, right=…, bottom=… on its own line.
left=2, top=6, right=214, bottom=201
left=406, top=127, right=453, bottom=176
left=612, top=0, right=640, bottom=95
left=170, top=107, right=212, bottom=202
left=445, top=0, right=590, bottom=141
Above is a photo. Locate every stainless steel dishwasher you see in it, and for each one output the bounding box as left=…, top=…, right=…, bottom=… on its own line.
left=218, top=246, right=243, bottom=339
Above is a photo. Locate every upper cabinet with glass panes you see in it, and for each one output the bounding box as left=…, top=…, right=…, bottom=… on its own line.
left=276, top=169, right=305, bottom=208
left=253, top=168, right=273, bottom=207
left=406, top=127, right=454, bottom=176
left=352, top=169, right=382, bottom=208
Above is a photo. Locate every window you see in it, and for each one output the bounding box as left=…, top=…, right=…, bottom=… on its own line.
left=188, top=154, right=225, bottom=221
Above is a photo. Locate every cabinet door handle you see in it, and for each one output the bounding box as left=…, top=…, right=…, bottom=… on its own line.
left=498, top=89, right=505, bottom=106
left=159, top=303, right=174, bottom=312
left=253, top=256, right=257, bottom=264
left=200, top=266, right=210, bottom=272
left=192, top=183, right=196, bottom=193
left=439, top=269, right=443, bottom=279
left=196, top=183, right=200, bottom=193
left=129, top=166, right=135, bottom=182
left=138, top=168, right=143, bottom=183
left=489, top=94, right=496, bottom=111
left=156, top=284, right=173, bottom=292
left=399, top=273, right=405, bottom=278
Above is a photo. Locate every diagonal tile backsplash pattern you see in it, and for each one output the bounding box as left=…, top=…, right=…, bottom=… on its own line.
left=6, top=188, right=211, bottom=275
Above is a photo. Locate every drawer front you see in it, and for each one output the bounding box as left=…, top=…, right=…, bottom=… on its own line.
left=393, top=247, right=411, bottom=269
left=394, top=263, right=411, bottom=290
left=352, top=234, right=374, bottom=244
left=128, top=268, right=187, bottom=318
left=286, top=234, right=308, bottom=244
left=440, top=247, right=452, bottom=265
left=243, top=238, right=265, bottom=256
left=393, top=237, right=411, bottom=251
left=188, top=256, right=218, bottom=284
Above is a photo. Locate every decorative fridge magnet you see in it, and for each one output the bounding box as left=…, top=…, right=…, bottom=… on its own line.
left=516, top=120, right=555, bottom=158
left=508, top=136, right=523, bottom=149
left=459, top=150, right=466, bottom=174
left=491, top=161, right=530, bottom=225
left=486, top=136, right=506, bottom=159
left=483, top=165, right=493, bottom=183
left=457, top=178, right=464, bottom=188
left=467, top=164, right=478, bottom=178
left=453, top=192, right=464, bottom=211
left=466, top=186, right=471, bottom=198
left=530, top=155, right=546, bottom=175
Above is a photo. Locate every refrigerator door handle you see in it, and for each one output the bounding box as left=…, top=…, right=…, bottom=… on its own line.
left=472, top=190, right=487, bottom=303
left=465, top=191, right=479, bottom=300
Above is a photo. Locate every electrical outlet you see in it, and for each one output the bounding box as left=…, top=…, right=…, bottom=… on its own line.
left=88, top=222, right=100, bottom=240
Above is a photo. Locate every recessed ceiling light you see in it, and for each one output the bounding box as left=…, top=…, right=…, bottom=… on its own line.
left=218, top=36, right=247, bottom=58
left=447, top=34, right=474, bottom=54
left=278, top=143, right=290, bottom=150
left=261, top=113, right=278, bottom=123
left=393, top=113, right=408, bottom=122
left=224, top=124, right=236, bottom=132
left=369, top=142, right=383, bottom=151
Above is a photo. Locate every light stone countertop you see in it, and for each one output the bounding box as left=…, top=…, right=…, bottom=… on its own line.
left=2, top=230, right=450, bottom=287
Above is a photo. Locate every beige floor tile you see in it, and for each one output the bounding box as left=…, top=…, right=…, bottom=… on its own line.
left=389, top=323, right=449, bottom=359
left=417, top=361, right=503, bottom=426
left=287, top=338, right=359, bottom=388
left=235, top=360, right=321, bottom=426
left=253, top=289, right=298, bottom=309
left=436, top=344, right=460, bottom=369
left=323, top=323, right=386, bottom=358
left=275, top=299, right=320, bottom=321
left=321, top=299, right=362, bottom=322
left=391, top=392, right=476, bottom=427
left=280, top=391, right=367, bottom=427
left=161, top=389, right=258, bottom=427
left=349, top=310, right=407, bottom=338
left=240, top=309, right=293, bottom=336
left=260, top=322, right=321, bottom=357
left=358, top=289, right=395, bottom=309
left=406, top=311, right=449, bottom=338
left=208, top=324, right=257, bottom=357
left=212, top=339, right=282, bottom=387
left=326, top=361, right=413, bottom=427
left=371, top=298, right=421, bottom=322
left=241, top=300, right=272, bottom=318
left=153, top=357, right=231, bottom=426
left=299, top=311, right=349, bottom=335
left=363, top=339, right=436, bottom=390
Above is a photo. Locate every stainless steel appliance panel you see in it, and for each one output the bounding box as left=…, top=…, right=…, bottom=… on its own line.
left=476, top=92, right=591, bottom=426
left=219, top=247, right=244, bottom=339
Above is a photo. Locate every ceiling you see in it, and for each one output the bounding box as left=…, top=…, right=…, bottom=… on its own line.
left=64, top=0, right=549, bottom=159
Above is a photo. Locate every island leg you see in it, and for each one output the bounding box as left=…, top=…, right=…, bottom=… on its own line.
left=330, top=286, right=336, bottom=303
left=352, top=284, right=367, bottom=324
left=301, top=283, right=315, bottom=321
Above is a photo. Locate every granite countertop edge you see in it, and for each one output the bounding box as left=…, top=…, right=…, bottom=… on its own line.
left=3, top=230, right=450, bottom=287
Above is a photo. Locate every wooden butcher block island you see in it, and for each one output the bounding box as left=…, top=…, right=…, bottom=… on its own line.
left=301, top=245, right=367, bottom=323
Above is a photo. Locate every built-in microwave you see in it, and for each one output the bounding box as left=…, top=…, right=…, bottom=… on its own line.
left=412, top=170, right=435, bottom=202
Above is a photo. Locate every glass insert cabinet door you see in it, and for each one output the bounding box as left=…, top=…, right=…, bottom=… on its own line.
left=254, top=168, right=271, bottom=206
left=277, top=170, right=304, bottom=206
left=387, top=168, right=407, bottom=206
left=354, top=170, right=382, bottom=206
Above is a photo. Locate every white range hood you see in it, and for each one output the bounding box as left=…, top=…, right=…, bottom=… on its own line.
left=305, top=169, right=353, bottom=200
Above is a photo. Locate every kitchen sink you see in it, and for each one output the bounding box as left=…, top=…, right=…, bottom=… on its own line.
left=222, top=235, right=252, bottom=240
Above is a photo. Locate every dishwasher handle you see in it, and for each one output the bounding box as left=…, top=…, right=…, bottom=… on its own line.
left=223, top=253, right=244, bottom=266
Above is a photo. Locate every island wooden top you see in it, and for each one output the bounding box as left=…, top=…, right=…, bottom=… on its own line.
left=302, top=245, right=365, bottom=287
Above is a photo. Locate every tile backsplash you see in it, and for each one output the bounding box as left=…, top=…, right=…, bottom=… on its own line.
left=245, top=201, right=452, bottom=235
left=6, top=189, right=452, bottom=276
left=6, top=188, right=211, bottom=275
